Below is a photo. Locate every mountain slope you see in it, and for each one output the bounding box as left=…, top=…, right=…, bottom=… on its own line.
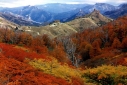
left=54, top=9, right=86, bottom=22
left=104, top=4, right=127, bottom=19
left=1, top=5, right=53, bottom=23
left=0, top=14, right=17, bottom=29
left=0, top=12, right=41, bottom=26
left=66, top=9, right=112, bottom=31
left=20, top=5, right=53, bottom=22
left=66, top=9, right=87, bottom=21
left=85, top=9, right=112, bottom=25
left=39, top=22, right=77, bottom=38
left=17, top=21, right=77, bottom=38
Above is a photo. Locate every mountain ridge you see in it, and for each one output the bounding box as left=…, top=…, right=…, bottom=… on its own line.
left=66, top=9, right=112, bottom=31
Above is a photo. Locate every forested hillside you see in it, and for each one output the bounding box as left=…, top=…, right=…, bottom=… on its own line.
left=0, top=15, right=127, bottom=85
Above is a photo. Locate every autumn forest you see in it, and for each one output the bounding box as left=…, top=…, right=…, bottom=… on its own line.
left=0, top=15, right=127, bottom=85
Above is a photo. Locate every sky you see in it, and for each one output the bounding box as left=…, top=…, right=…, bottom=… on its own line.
left=0, top=0, right=127, bottom=7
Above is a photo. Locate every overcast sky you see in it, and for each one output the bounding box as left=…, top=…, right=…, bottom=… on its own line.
left=0, top=0, right=127, bottom=7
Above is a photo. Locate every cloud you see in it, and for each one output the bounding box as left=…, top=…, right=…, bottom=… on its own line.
left=0, top=0, right=20, bottom=3
left=0, top=2, right=19, bottom=7
left=0, top=0, right=127, bottom=7
left=0, top=0, right=45, bottom=7
left=117, top=0, right=127, bottom=3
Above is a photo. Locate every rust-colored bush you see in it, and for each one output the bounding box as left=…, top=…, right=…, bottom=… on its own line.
left=0, top=43, right=47, bottom=61
left=0, top=53, right=71, bottom=85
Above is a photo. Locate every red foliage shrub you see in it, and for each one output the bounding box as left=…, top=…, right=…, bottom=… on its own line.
left=71, top=77, right=84, bottom=85
left=0, top=54, right=71, bottom=85
left=50, top=45, right=71, bottom=64
left=0, top=43, right=48, bottom=61
left=117, top=57, right=127, bottom=66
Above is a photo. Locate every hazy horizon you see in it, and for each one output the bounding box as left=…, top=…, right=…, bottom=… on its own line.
left=0, top=0, right=127, bottom=7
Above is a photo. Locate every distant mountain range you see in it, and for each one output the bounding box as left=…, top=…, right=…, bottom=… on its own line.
left=104, top=4, right=127, bottom=19
left=1, top=5, right=53, bottom=24
left=53, top=3, right=118, bottom=22
left=0, top=3, right=127, bottom=26
left=37, top=3, right=88, bottom=14
left=0, top=12, right=41, bottom=26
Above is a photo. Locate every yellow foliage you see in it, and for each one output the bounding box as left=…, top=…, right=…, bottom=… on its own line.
left=27, top=58, right=83, bottom=82
left=83, top=65, right=127, bottom=84
left=27, top=57, right=127, bottom=84
left=98, top=73, right=107, bottom=80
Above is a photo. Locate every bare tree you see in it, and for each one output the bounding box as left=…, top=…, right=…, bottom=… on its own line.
left=57, top=36, right=79, bottom=67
